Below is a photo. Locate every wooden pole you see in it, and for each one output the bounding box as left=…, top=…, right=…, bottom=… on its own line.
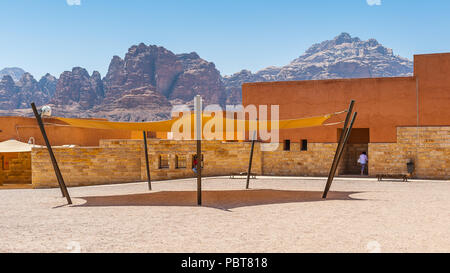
left=323, top=112, right=358, bottom=198
left=143, top=131, right=152, bottom=191
left=31, top=103, right=72, bottom=205
left=246, top=130, right=257, bottom=189
left=321, top=100, right=354, bottom=198
left=194, top=95, right=202, bottom=206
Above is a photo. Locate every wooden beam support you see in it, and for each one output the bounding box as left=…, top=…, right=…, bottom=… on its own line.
left=323, top=111, right=358, bottom=198
left=143, top=131, right=152, bottom=191
left=31, top=103, right=72, bottom=205
left=194, top=95, right=202, bottom=206
left=246, top=130, right=257, bottom=189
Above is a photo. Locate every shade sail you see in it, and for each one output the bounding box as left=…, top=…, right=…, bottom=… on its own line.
left=0, top=140, right=41, bottom=153
left=55, top=112, right=336, bottom=133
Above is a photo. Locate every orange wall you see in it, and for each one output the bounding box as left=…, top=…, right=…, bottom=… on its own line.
left=0, top=116, right=133, bottom=146
left=243, top=53, right=450, bottom=143
left=414, top=53, right=450, bottom=126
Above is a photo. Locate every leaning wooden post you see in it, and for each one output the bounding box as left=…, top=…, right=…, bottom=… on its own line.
left=322, top=100, right=354, bottom=198
left=194, top=95, right=202, bottom=206
left=31, top=103, right=72, bottom=205
left=143, top=130, right=152, bottom=191
left=323, top=112, right=358, bottom=198
left=246, top=130, right=257, bottom=189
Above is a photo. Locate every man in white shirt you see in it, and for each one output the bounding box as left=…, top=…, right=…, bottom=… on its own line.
left=358, top=152, right=368, bottom=175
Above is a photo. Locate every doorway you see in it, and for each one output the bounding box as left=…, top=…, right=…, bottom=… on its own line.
left=337, top=128, right=370, bottom=175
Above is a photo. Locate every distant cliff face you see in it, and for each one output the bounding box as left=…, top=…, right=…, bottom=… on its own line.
left=48, top=43, right=226, bottom=121
left=103, top=44, right=226, bottom=107
left=0, top=72, right=57, bottom=110
left=0, top=33, right=414, bottom=121
left=0, top=67, right=25, bottom=82
left=223, top=33, right=413, bottom=102
left=51, top=67, right=104, bottom=109
left=0, top=75, right=19, bottom=109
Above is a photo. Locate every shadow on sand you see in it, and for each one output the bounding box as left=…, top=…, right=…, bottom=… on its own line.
left=74, top=189, right=364, bottom=210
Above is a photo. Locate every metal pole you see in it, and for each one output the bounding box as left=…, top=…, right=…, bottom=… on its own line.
left=143, top=131, right=152, bottom=191
left=30, top=103, right=72, bottom=205
left=194, top=95, right=202, bottom=206
left=332, top=101, right=354, bottom=172
left=322, top=100, right=354, bottom=198
left=323, top=112, right=358, bottom=198
left=246, top=130, right=257, bottom=189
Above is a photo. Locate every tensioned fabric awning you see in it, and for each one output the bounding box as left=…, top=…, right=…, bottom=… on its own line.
left=0, top=140, right=43, bottom=153
left=54, top=112, right=340, bottom=133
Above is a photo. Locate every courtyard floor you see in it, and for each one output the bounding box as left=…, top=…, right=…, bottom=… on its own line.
left=0, top=176, right=449, bottom=253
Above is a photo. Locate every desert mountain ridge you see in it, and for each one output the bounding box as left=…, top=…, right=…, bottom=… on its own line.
left=0, top=33, right=413, bottom=121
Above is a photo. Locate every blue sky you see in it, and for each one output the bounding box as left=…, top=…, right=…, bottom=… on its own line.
left=1, top=0, right=450, bottom=79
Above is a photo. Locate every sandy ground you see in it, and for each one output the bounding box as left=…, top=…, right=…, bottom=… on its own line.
left=0, top=176, right=449, bottom=253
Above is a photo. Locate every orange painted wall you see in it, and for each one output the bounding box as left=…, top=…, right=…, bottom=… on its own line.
left=414, top=53, right=450, bottom=126
left=243, top=53, right=450, bottom=143
left=0, top=116, right=133, bottom=146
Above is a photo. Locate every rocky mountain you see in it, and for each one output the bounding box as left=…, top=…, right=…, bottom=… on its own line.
left=51, top=67, right=104, bottom=109
left=0, top=72, right=57, bottom=110
left=38, top=73, right=58, bottom=99
left=16, top=73, right=56, bottom=108
left=0, top=67, right=25, bottom=82
left=47, top=43, right=227, bottom=121
left=0, top=75, right=19, bottom=109
left=44, top=44, right=226, bottom=121
left=0, top=33, right=414, bottom=121
left=223, top=33, right=413, bottom=102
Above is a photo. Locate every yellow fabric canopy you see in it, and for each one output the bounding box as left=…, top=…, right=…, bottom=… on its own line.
left=54, top=112, right=336, bottom=133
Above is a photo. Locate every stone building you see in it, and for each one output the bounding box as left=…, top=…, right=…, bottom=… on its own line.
left=1, top=53, right=449, bottom=188
left=243, top=53, right=450, bottom=179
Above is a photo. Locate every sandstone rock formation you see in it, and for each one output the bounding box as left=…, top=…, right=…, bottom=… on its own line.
left=0, top=75, right=19, bottom=109
left=51, top=67, right=104, bottom=109
left=0, top=72, right=57, bottom=110
left=49, top=43, right=227, bottom=121
left=103, top=45, right=226, bottom=107
left=223, top=32, right=413, bottom=100
left=38, top=73, right=57, bottom=98
left=16, top=73, right=53, bottom=108
left=0, top=33, right=415, bottom=121
left=0, top=67, right=25, bottom=82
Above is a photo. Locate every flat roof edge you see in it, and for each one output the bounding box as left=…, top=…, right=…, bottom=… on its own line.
left=242, top=76, right=416, bottom=86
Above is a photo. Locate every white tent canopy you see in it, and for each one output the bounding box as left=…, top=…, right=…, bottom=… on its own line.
left=0, top=140, right=43, bottom=153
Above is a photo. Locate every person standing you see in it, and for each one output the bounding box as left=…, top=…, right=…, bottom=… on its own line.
left=358, top=152, right=368, bottom=175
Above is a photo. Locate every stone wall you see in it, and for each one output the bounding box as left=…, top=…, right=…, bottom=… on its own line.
left=0, top=152, right=31, bottom=185
left=136, top=140, right=262, bottom=181
left=369, top=127, right=450, bottom=179
left=31, top=142, right=141, bottom=188
left=30, top=126, right=450, bottom=188
left=31, top=139, right=263, bottom=188
left=261, top=143, right=337, bottom=176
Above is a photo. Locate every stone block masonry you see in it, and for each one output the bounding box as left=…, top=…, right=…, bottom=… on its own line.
left=369, top=127, right=450, bottom=179
left=261, top=143, right=337, bottom=176
left=32, top=143, right=141, bottom=188
left=0, top=152, right=31, bottom=185
left=30, top=126, right=450, bottom=188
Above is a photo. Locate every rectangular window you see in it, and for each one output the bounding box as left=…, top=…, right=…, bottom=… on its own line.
left=301, top=139, right=308, bottom=151
left=284, top=140, right=291, bottom=151
left=159, top=154, right=169, bottom=169
left=176, top=155, right=186, bottom=169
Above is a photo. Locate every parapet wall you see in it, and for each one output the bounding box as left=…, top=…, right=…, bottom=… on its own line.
left=30, top=126, right=450, bottom=188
